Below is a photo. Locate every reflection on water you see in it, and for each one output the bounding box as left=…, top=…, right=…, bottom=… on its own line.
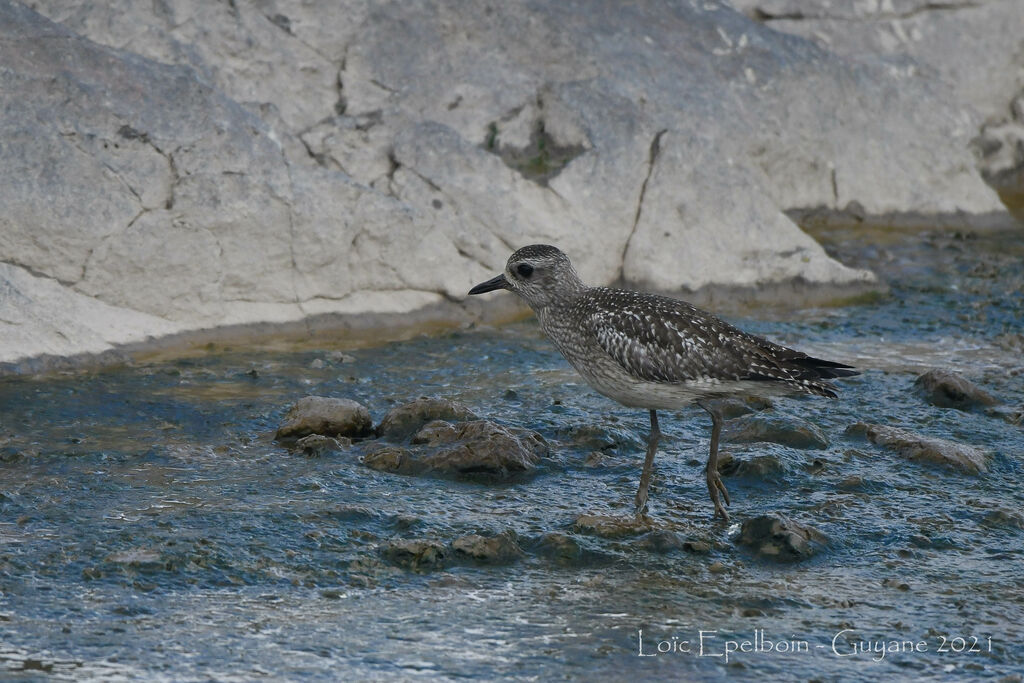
left=1, top=227, right=1022, bottom=680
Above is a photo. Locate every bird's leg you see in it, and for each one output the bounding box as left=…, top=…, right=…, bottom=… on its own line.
left=634, top=409, right=660, bottom=521
left=700, top=403, right=731, bottom=521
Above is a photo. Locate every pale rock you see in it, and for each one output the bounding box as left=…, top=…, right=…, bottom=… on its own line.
left=2, top=0, right=1019, bottom=370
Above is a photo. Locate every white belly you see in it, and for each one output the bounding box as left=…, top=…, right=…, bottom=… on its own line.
left=580, top=366, right=748, bottom=409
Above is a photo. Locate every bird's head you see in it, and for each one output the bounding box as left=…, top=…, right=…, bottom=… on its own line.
left=468, top=244, right=585, bottom=310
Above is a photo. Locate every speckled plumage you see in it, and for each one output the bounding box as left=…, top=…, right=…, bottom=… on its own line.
left=545, top=287, right=850, bottom=408
left=469, top=244, right=858, bottom=521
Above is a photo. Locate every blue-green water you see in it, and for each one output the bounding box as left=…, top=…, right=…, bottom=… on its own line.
left=1, top=227, right=1022, bottom=680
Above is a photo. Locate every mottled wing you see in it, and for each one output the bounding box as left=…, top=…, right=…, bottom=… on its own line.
left=584, top=289, right=850, bottom=396
left=585, top=290, right=753, bottom=382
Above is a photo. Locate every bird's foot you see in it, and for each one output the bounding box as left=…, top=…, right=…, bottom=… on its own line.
left=706, top=468, right=731, bottom=522
left=634, top=483, right=652, bottom=522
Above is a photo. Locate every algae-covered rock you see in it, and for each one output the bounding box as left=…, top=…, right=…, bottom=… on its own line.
left=725, top=415, right=830, bottom=450
left=363, top=446, right=414, bottom=474
left=914, top=369, right=998, bottom=410
left=737, top=515, right=827, bottom=561
left=532, top=532, right=585, bottom=564
left=276, top=396, right=373, bottom=441
left=376, top=398, right=477, bottom=439
left=381, top=539, right=447, bottom=572
left=573, top=514, right=653, bottom=539
left=451, top=531, right=524, bottom=564
left=847, top=422, right=990, bottom=475
left=367, top=419, right=547, bottom=479
left=291, top=434, right=349, bottom=457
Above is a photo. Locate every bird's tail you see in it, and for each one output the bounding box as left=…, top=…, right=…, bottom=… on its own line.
left=744, top=342, right=859, bottom=398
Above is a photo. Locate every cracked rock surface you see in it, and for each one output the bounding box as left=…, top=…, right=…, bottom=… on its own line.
left=1, top=0, right=1018, bottom=368
left=734, top=0, right=1024, bottom=121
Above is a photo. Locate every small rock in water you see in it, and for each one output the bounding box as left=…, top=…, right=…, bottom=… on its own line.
left=363, top=446, right=413, bottom=473
left=410, top=419, right=460, bottom=445
left=909, top=533, right=933, bottom=548
left=914, top=369, right=998, bottom=410
left=366, top=420, right=547, bottom=479
left=275, top=396, right=373, bottom=440
left=703, top=396, right=773, bottom=419
left=682, top=539, right=712, bottom=555
left=846, top=422, right=990, bottom=475
left=634, top=529, right=687, bottom=554
left=980, top=508, right=1024, bottom=530
left=292, top=434, right=349, bottom=457
left=724, top=415, right=829, bottom=450
left=376, top=398, right=477, bottom=439
left=719, top=453, right=786, bottom=479
left=381, top=539, right=447, bottom=572
left=451, top=531, right=524, bottom=564
left=736, top=515, right=827, bottom=561
left=881, top=577, right=911, bottom=591
left=837, top=475, right=865, bottom=491
left=987, top=404, right=1024, bottom=426
left=105, top=548, right=165, bottom=571
left=562, top=424, right=619, bottom=451
left=418, top=420, right=547, bottom=477
left=573, top=514, right=653, bottom=538
left=309, top=358, right=326, bottom=369
left=327, top=351, right=357, bottom=364
left=532, top=533, right=584, bottom=564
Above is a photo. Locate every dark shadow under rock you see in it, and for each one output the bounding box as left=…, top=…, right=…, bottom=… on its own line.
left=365, top=420, right=547, bottom=480
left=736, top=515, right=827, bottom=561
left=724, top=415, right=829, bottom=450
left=276, top=396, right=373, bottom=441
left=914, top=369, right=999, bottom=410
left=451, top=531, right=524, bottom=565
left=376, top=398, right=478, bottom=439
left=846, top=422, right=990, bottom=475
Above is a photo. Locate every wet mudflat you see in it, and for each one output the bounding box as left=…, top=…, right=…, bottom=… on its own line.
left=1, top=227, right=1022, bottom=680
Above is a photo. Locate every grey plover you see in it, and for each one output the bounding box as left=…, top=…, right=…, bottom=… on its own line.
left=469, top=244, right=857, bottom=522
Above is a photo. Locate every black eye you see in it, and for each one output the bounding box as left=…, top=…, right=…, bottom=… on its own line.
left=516, top=263, right=534, bottom=278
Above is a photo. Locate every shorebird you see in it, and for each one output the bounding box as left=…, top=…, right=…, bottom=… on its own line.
left=469, top=244, right=857, bottom=522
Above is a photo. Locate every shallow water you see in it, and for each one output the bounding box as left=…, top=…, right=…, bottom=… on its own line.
left=1, top=227, right=1022, bottom=681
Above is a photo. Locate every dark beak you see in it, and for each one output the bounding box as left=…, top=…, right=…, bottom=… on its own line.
left=468, top=273, right=510, bottom=295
